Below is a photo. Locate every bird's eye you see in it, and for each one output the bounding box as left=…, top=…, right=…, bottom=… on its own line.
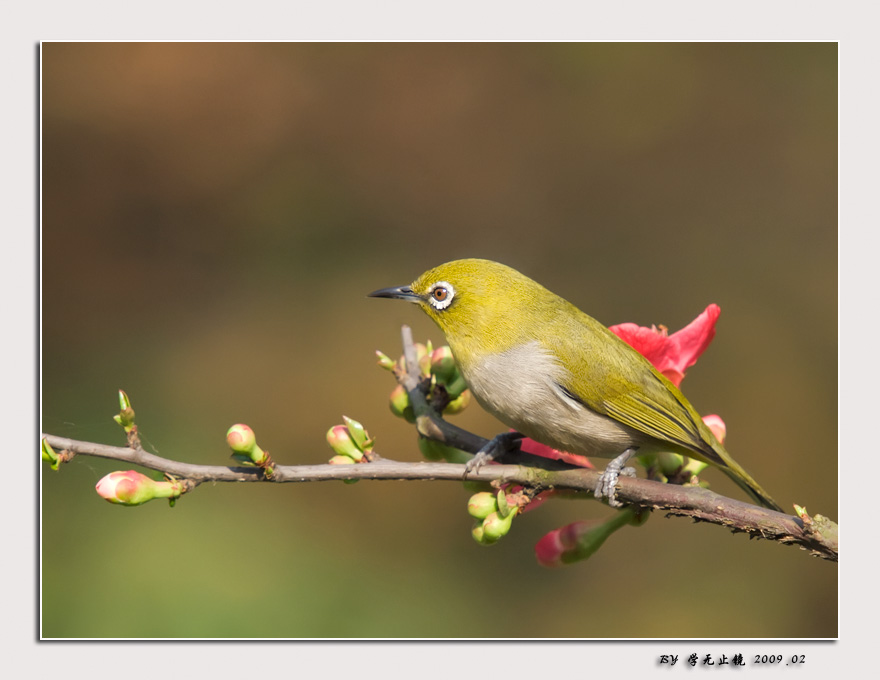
left=427, top=281, right=455, bottom=310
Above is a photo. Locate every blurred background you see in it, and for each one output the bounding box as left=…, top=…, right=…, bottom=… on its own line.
left=41, top=42, right=837, bottom=639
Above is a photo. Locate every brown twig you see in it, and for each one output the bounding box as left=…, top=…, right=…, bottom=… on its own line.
left=40, top=435, right=837, bottom=562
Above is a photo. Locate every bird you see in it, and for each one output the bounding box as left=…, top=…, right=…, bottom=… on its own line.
left=369, top=258, right=783, bottom=512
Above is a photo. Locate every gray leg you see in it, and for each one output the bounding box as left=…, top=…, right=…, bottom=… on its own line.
left=595, top=447, right=638, bottom=507
left=463, top=431, right=524, bottom=476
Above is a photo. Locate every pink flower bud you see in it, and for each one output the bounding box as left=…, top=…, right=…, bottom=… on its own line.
left=430, top=345, right=459, bottom=383
left=95, top=470, right=178, bottom=506
left=534, top=521, right=595, bottom=567
left=535, top=508, right=646, bottom=567
left=389, top=384, right=415, bottom=422
left=226, top=423, right=269, bottom=467
left=701, top=414, right=727, bottom=444
left=226, top=424, right=256, bottom=452
left=326, top=424, right=363, bottom=460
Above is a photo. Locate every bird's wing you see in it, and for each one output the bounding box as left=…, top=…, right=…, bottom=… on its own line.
left=552, top=310, right=724, bottom=464
left=600, top=382, right=714, bottom=458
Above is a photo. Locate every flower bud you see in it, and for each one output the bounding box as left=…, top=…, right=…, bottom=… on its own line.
left=95, top=470, right=181, bottom=506
left=656, top=452, right=685, bottom=478
left=227, top=423, right=256, bottom=452
left=227, top=424, right=270, bottom=467
left=627, top=507, right=651, bottom=527
left=328, top=454, right=360, bottom=483
left=389, top=384, right=415, bottom=422
left=443, top=374, right=469, bottom=399
left=430, top=346, right=458, bottom=384
left=481, top=509, right=517, bottom=542
left=702, top=414, right=727, bottom=444
left=417, top=437, right=471, bottom=464
left=471, top=523, right=495, bottom=545
left=680, top=456, right=708, bottom=479
left=443, top=389, right=471, bottom=415
left=467, top=491, right=498, bottom=520
left=417, top=342, right=432, bottom=377
left=326, top=425, right=364, bottom=461
left=535, top=508, right=644, bottom=567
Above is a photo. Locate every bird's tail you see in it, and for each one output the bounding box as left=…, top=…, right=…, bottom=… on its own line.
left=712, top=442, right=784, bottom=513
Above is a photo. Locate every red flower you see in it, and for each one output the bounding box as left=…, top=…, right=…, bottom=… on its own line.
left=609, top=303, right=721, bottom=387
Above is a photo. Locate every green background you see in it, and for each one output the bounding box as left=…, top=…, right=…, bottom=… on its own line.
left=41, top=42, right=837, bottom=638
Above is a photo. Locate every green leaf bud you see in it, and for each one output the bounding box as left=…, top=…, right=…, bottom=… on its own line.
left=342, top=416, right=372, bottom=452
left=41, top=438, right=61, bottom=471
left=113, top=389, right=136, bottom=433
left=495, top=489, right=512, bottom=518
left=375, top=350, right=397, bottom=372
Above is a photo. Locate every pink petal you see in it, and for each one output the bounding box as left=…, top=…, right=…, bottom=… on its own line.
left=534, top=528, right=566, bottom=567
left=610, top=304, right=721, bottom=387
left=519, top=435, right=594, bottom=469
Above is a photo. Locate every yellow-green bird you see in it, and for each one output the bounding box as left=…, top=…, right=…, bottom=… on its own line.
left=369, top=258, right=783, bottom=512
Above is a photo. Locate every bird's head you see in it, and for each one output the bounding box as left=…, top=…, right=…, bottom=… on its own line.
left=369, top=259, right=550, bottom=359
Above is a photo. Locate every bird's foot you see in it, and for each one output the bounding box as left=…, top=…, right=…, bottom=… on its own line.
left=594, top=448, right=638, bottom=508
left=463, top=431, right=524, bottom=478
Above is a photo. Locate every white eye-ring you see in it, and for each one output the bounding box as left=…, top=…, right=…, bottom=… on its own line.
left=427, top=281, right=455, bottom=310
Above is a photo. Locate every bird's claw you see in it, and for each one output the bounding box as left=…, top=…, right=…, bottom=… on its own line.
left=463, top=431, right=523, bottom=478
left=594, top=448, right=638, bottom=507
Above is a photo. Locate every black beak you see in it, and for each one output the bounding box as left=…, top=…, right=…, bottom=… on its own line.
left=368, top=285, right=421, bottom=301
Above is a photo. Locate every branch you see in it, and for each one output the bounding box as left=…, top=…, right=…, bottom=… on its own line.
left=40, top=432, right=838, bottom=561
left=40, top=325, right=837, bottom=562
